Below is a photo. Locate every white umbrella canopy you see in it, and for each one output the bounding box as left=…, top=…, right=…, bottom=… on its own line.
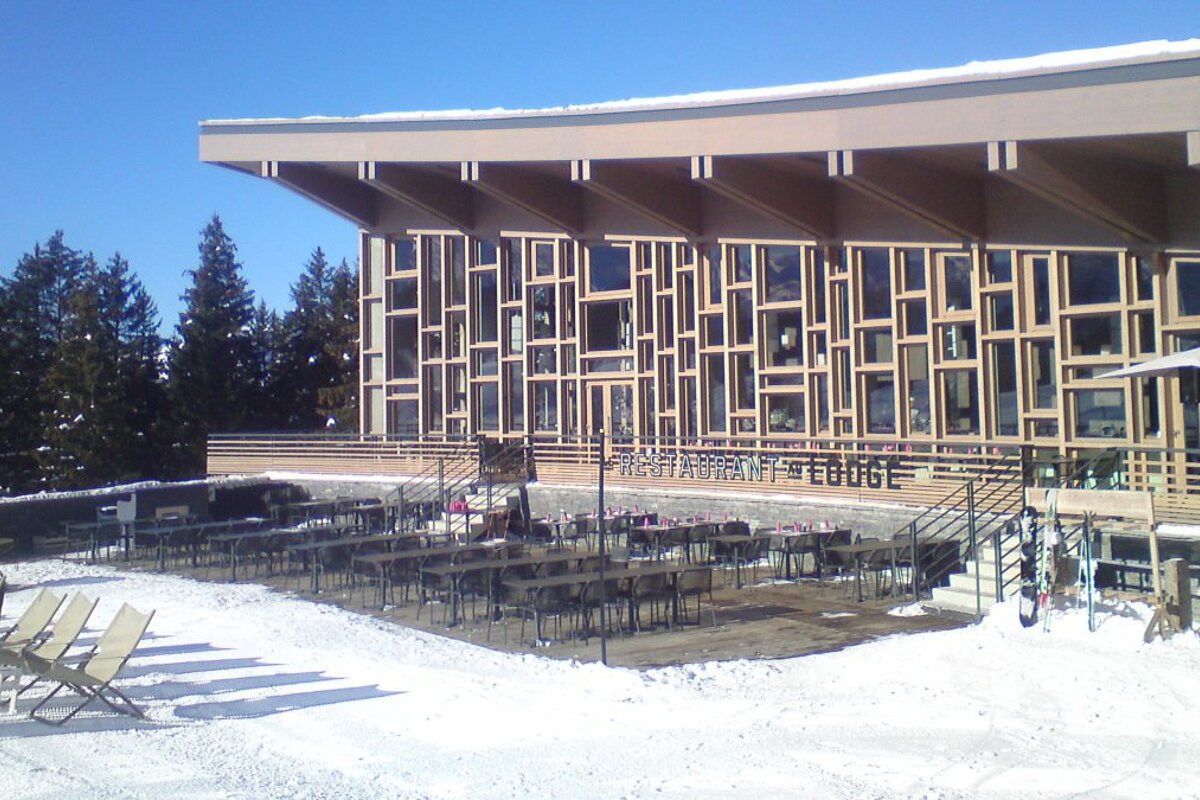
left=1098, top=347, right=1200, bottom=379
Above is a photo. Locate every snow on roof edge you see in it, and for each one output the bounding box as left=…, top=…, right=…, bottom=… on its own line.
left=202, top=39, right=1200, bottom=127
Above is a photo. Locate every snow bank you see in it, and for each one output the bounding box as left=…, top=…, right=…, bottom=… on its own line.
left=1, top=559, right=1198, bottom=799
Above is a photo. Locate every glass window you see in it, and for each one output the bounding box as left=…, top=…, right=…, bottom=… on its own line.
left=447, top=312, right=465, bottom=359
left=506, top=364, right=524, bottom=431
left=504, top=309, right=524, bottom=355
left=1032, top=256, right=1052, bottom=326
left=987, top=251, right=1013, bottom=284
left=861, top=248, right=892, bottom=320
left=1073, top=389, right=1126, bottom=438
left=811, top=249, right=827, bottom=323
left=534, top=242, right=554, bottom=278
left=449, top=236, right=466, bottom=306
left=766, top=394, right=805, bottom=433
left=902, top=249, right=926, bottom=292
left=1135, top=312, right=1156, bottom=355
left=1031, top=419, right=1058, bottom=438
left=705, top=354, right=726, bottom=432
left=1030, top=340, right=1057, bottom=409
left=473, top=272, right=498, bottom=343
left=585, top=300, right=632, bottom=351
left=731, top=244, right=752, bottom=284
left=366, top=237, right=384, bottom=295
left=991, top=342, right=1019, bottom=436
left=388, top=278, right=418, bottom=310
left=943, top=370, right=980, bottom=435
left=734, top=353, right=755, bottom=410
left=532, top=346, right=556, bottom=375
left=531, top=286, right=555, bottom=340
left=424, top=236, right=442, bottom=326
left=394, top=238, right=416, bottom=272
left=388, top=316, right=418, bottom=380
left=763, top=310, right=803, bottom=368
left=1070, top=314, right=1122, bottom=356
left=905, top=345, right=930, bottom=434
left=424, top=367, right=443, bottom=430
left=589, top=245, right=631, bottom=293
left=1141, top=377, right=1160, bottom=437
left=424, top=332, right=442, bottom=360
left=943, top=255, right=973, bottom=312
left=503, top=239, right=522, bottom=302
left=703, top=315, right=724, bottom=348
left=836, top=349, right=852, bottom=411
left=864, top=374, right=896, bottom=434
left=1067, top=252, right=1120, bottom=306
left=941, top=322, right=976, bottom=361
left=814, top=373, right=830, bottom=433
left=389, top=399, right=419, bottom=436
left=657, top=243, right=674, bottom=290
left=763, top=245, right=802, bottom=303
left=1135, top=255, right=1154, bottom=301
left=1179, top=260, right=1200, bottom=316
left=990, top=293, right=1014, bottom=331
left=533, top=382, right=557, bottom=431
left=473, top=349, right=497, bottom=377
left=475, top=383, right=499, bottom=431
left=476, top=238, right=497, bottom=266
left=863, top=329, right=894, bottom=364
left=706, top=245, right=723, bottom=306
left=904, top=300, right=927, bottom=337
left=733, top=290, right=753, bottom=345
left=449, top=365, right=466, bottom=413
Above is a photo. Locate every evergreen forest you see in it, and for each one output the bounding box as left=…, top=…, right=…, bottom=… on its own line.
left=0, top=215, right=359, bottom=496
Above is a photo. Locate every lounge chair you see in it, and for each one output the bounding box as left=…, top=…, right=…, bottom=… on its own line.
left=1, top=593, right=98, bottom=713
left=26, top=602, right=154, bottom=725
left=0, top=589, right=64, bottom=650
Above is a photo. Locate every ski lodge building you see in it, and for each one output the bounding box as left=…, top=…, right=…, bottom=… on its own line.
left=199, top=41, right=1200, bottom=522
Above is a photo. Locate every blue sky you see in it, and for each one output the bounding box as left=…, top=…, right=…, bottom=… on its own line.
left=1, top=1, right=1197, bottom=332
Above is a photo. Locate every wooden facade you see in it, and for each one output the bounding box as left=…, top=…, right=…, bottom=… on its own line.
left=201, top=43, right=1200, bottom=504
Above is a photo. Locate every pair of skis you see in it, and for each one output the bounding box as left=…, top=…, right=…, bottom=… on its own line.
left=1017, top=490, right=1065, bottom=630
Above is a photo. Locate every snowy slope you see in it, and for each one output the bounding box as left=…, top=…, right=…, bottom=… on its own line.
left=0, top=559, right=1197, bottom=799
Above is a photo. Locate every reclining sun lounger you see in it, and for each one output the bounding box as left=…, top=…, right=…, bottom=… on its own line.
left=0, top=589, right=64, bottom=651
left=26, top=602, right=154, bottom=725
left=1, top=593, right=98, bottom=713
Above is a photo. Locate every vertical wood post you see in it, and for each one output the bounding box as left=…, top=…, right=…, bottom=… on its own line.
left=1164, top=558, right=1193, bottom=632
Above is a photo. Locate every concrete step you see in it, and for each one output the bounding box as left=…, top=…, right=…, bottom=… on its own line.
left=929, top=584, right=999, bottom=614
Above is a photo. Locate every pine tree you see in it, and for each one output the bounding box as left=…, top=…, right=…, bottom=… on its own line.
left=247, top=300, right=285, bottom=430
left=319, top=257, right=360, bottom=430
left=277, top=250, right=359, bottom=431
left=37, top=253, right=166, bottom=489
left=0, top=232, right=87, bottom=494
left=167, top=215, right=260, bottom=476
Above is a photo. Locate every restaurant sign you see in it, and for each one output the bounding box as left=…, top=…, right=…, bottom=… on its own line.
left=614, top=451, right=902, bottom=490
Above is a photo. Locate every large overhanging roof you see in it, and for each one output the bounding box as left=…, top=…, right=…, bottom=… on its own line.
left=199, top=40, right=1200, bottom=240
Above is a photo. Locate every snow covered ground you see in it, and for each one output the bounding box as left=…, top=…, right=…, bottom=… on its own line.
left=1, top=559, right=1198, bottom=799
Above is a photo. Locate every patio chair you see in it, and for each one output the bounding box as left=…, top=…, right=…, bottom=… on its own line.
left=676, top=568, right=716, bottom=627
left=0, top=589, right=64, bottom=650
left=630, top=572, right=672, bottom=632
left=26, top=602, right=155, bottom=725
left=2, top=592, right=98, bottom=713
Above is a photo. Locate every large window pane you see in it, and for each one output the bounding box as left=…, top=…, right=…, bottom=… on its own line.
left=861, top=248, right=892, bottom=320
left=1073, top=389, right=1126, bottom=438
left=763, top=310, right=803, bottom=367
left=990, top=293, right=1014, bottom=331
left=388, top=316, right=418, bottom=380
left=531, top=286, right=555, bottom=339
left=506, top=364, right=524, bottom=431
left=1032, top=256, right=1051, bottom=325
left=533, top=383, right=557, bottom=431
left=902, top=249, right=926, bottom=291
left=586, top=300, right=632, bottom=351
left=1070, top=314, right=1122, bottom=356
left=475, top=383, right=499, bottom=431
left=503, top=239, right=522, bottom=301
left=941, top=322, right=976, bottom=361
left=1179, top=260, right=1200, bottom=316
left=424, top=236, right=442, bottom=326
left=1067, top=252, right=1120, bottom=306
left=705, top=354, right=726, bottom=432
left=388, top=278, right=417, bottom=310
left=1030, top=340, right=1057, bottom=409
left=733, top=289, right=753, bottom=345
left=731, top=244, right=752, bottom=284
left=943, top=370, right=979, bottom=435
left=991, top=342, right=1018, bottom=436
left=905, top=345, right=930, bottom=434
left=449, top=236, right=466, bottom=306
left=473, top=272, right=498, bottom=342
left=943, top=255, right=973, bottom=312
left=706, top=245, right=722, bottom=306
left=763, top=245, right=802, bottom=303
left=534, top=242, right=554, bottom=277
left=864, top=374, right=896, bottom=434
left=766, top=394, right=805, bottom=433
left=589, top=245, right=631, bottom=293
left=987, top=251, right=1013, bottom=284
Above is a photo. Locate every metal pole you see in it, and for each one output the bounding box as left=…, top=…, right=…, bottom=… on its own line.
left=994, top=519, right=1005, bottom=603
left=597, top=429, right=608, bottom=667
left=968, top=481, right=980, bottom=621
left=909, top=520, right=919, bottom=598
